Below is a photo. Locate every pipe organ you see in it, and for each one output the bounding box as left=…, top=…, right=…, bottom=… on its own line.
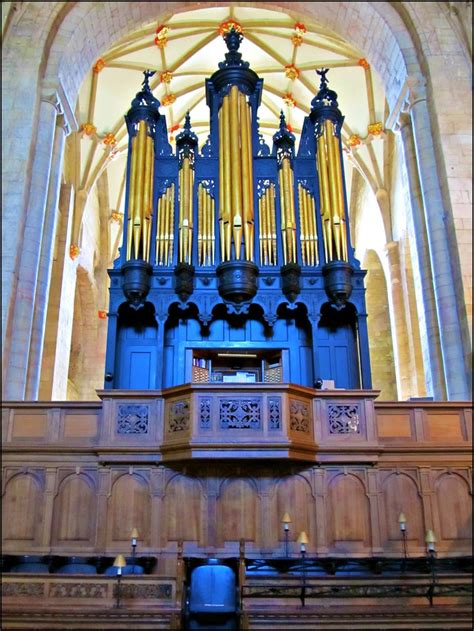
left=105, top=28, right=372, bottom=391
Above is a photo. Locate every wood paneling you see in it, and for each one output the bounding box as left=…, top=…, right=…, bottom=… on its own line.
left=2, top=473, right=43, bottom=543
left=52, top=474, right=97, bottom=545
left=380, top=472, right=424, bottom=549
left=218, top=478, right=259, bottom=544
left=425, top=413, right=464, bottom=441
left=11, top=413, right=47, bottom=439
left=327, top=472, right=371, bottom=551
left=276, top=475, right=314, bottom=548
left=435, top=473, right=472, bottom=542
left=108, top=472, right=151, bottom=545
left=63, top=413, right=98, bottom=439
left=164, top=474, right=202, bottom=542
left=377, top=413, right=412, bottom=438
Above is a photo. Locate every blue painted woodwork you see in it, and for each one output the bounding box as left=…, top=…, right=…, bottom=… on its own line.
left=105, top=29, right=372, bottom=392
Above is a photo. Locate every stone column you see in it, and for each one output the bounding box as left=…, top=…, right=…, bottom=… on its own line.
left=38, top=184, right=77, bottom=400
left=5, top=96, right=59, bottom=400
left=408, top=88, right=469, bottom=400
left=26, top=113, right=68, bottom=399
left=385, top=241, right=415, bottom=399
left=397, top=113, right=446, bottom=399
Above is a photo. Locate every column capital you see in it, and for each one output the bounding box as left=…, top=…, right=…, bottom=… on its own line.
left=386, top=75, right=427, bottom=132
left=41, top=78, right=78, bottom=135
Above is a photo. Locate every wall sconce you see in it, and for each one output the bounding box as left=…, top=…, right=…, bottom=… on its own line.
left=297, top=531, right=309, bottom=559
left=130, top=528, right=139, bottom=570
left=398, top=512, right=408, bottom=561
left=281, top=513, right=291, bottom=557
left=113, top=554, right=127, bottom=608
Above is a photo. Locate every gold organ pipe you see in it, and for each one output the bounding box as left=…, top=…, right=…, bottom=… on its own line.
left=222, top=96, right=232, bottom=261
left=158, top=194, right=164, bottom=265
left=204, top=187, right=209, bottom=265
left=308, top=190, right=316, bottom=266
left=143, top=135, right=154, bottom=262
left=211, top=196, right=216, bottom=265
left=126, top=134, right=138, bottom=260
left=325, top=119, right=341, bottom=260
left=317, top=133, right=332, bottom=262
left=230, top=86, right=243, bottom=259
left=167, top=184, right=175, bottom=265
left=260, top=193, right=267, bottom=265
left=289, top=167, right=297, bottom=263
left=303, top=188, right=310, bottom=266
left=298, top=184, right=306, bottom=266
left=286, top=160, right=295, bottom=262
left=266, top=188, right=272, bottom=265
left=282, top=158, right=295, bottom=263
left=198, top=183, right=203, bottom=265
left=269, top=184, right=277, bottom=265
left=155, top=196, right=161, bottom=265
left=332, top=131, right=348, bottom=261
left=258, top=196, right=263, bottom=264
left=178, top=166, right=184, bottom=262
left=218, top=111, right=225, bottom=259
left=240, top=93, right=251, bottom=261
left=133, top=120, right=147, bottom=259
left=244, top=95, right=254, bottom=261
left=311, top=194, right=318, bottom=266
left=279, top=169, right=287, bottom=264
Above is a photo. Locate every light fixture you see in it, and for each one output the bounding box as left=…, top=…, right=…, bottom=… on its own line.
left=297, top=531, right=309, bottom=555
left=113, top=554, right=127, bottom=608
left=216, top=353, right=258, bottom=358
left=398, top=513, right=408, bottom=562
left=130, top=528, right=139, bottom=572
left=282, top=513, right=291, bottom=557
left=398, top=513, right=407, bottom=532
left=425, top=529, right=436, bottom=553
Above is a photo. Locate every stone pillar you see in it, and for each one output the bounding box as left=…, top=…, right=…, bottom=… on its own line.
left=385, top=241, right=415, bottom=399
left=26, top=114, right=68, bottom=399
left=38, top=184, right=77, bottom=400
left=5, top=97, right=59, bottom=400
left=408, top=89, right=469, bottom=400
left=397, top=113, right=446, bottom=399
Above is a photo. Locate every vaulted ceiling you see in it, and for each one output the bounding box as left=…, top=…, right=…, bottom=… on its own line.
left=71, top=5, right=390, bottom=261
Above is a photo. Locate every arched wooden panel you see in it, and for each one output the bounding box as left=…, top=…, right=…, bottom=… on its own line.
left=276, top=475, right=314, bottom=546
left=52, top=474, right=97, bottom=545
left=381, top=473, right=423, bottom=549
left=2, top=474, right=42, bottom=542
left=218, top=478, right=258, bottom=544
left=327, top=473, right=370, bottom=551
left=109, top=474, right=150, bottom=544
left=435, top=474, right=472, bottom=542
left=164, top=475, right=202, bottom=542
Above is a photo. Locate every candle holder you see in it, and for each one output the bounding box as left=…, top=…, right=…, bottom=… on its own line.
left=113, top=554, right=127, bottom=608
left=296, top=531, right=309, bottom=607
left=130, top=528, right=139, bottom=572
left=398, top=512, right=408, bottom=566
left=281, top=513, right=291, bottom=558
left=425, top=529, right=437, bottom=607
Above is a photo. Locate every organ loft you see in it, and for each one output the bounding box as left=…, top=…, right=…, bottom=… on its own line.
left=2, top=17, right=471, bottom=631
left=105, top=26, right=372, bottom=392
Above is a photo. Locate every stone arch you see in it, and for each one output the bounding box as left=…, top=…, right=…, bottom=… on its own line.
left=363, top=249, right=397, bottom=399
